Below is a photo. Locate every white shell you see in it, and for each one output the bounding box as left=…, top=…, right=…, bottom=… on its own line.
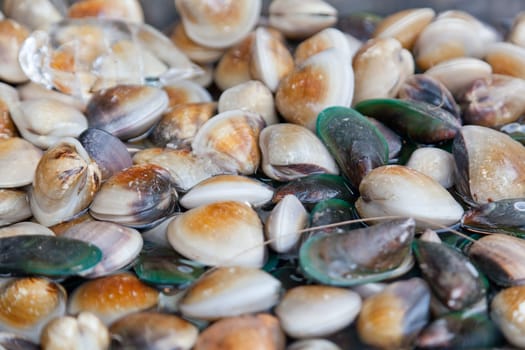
left=3, top=0, right=62, bottom=30
left=164, top=80, right=212, bottom=105
left=0, top=221, right=54, bottom=238
left=180, top=174, right=274, bottom=209
left=180, top=266, right=281, bottom=320
left=0, top=137, right=42, bottom=187
left=259, top=123, right=339, bottom=181
left=405, top=147, right=455, bottom=188
left=0, top=189, right=32, bottom=227
left=265, top=194, right=308, bottom=253
left=294, top=27, right=355, bottom=65
left=356, top=165, right=464, bottom=230
left=218, top=80, right=278, bottom=125
left=485, top=42, right=525, bottom=79
left=288, top=339, right=342, bottom=350
left=275, top=285, right=362, bottom=338
left=167, top=201, right=266, bottom=268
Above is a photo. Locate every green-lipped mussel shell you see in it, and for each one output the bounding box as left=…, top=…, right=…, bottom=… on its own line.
left=0, top=235, right=102, bottom=277
left=354, top=98, right=461, bottom=144
left=299, top=218, right=415, bottom=286
left=317, top=106, right=389, bottom=190
left=305, top=199, right=361, bottom=242
left=462, top=198, right=525, bottom=238
left=413, top=240, right=486, bottom=311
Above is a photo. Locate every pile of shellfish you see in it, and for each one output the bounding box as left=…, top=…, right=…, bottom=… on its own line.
left=2, top=0, right=525, bottom=348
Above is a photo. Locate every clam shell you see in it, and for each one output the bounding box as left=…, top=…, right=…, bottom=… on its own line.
left=276, top=48, right=354, bottom=130
left=180, top=174, right=274, bottom=209
left=0, top=221, right=54, bottom=238
left=218, top=80, right=278, bottom=126
left=109, top=312, right=198, bottom=350
left=0, top=19, right=29, bottom=83
left=89, top=164, right=178, bottom=228
left=268, top=0, right=337, bottom=39
left=0, top=277, right=66, bottom=342
left=3, top=0, right=62, bottom=30
left=175, top=0, right=261, bottom=49
left=62, top=221, right=143, bottom=278
left=191, top=109, right=265, bottom=175
left=132, top=147, right=223, bottom=193
left=260, top=123, right=340, bottom=181
left=213, top=33, right=253, bottom=91
left=485, top=42, right=525, bottom=79
left=294, top=27, right=355, bottom=65
left=30, top=137, right=101, bottom=227
left=405, top=147, right=455, bottom=188
left=352, top=37, right=414, bottom=104
left=167, top=201, right=266, bottom=267
left=180, top=266, right=281, bottom=320
left=355, top=165, right=464, bottom=229
left=250, top=27, right=294, bottom=92
left=10, top=98, right=88, bottom=149
left=40, top=312, right=110, bottom=350
left=170, top=23, right=224, bottom=64
left=17, top=81, right=86, bottom=111
left=491, top=285, right=525, bottom=348
left=509, top=11, right=525, bottom=47
left=86, top=84, right=169, bottom=140
left=68, top=272, right=159, bottom=326
left=275, top=285, right=362, bottom=338
left=67, top=0, right=144, bottom=23
left=0, top=137, right=42, bottom=188
left=164, top=80, right=212, bottom=107
left=0, top=189, right=31, bottom=227
left=265, top=194, right=308, bottom=253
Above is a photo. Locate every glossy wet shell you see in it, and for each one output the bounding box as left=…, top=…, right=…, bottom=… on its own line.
left=0, top=137, right=42, bottom=188
left=0, top=189, right=32, bottom=227
left=167, top=201, right=266, bottom=267
left=491, top=285, right=525, bottom=348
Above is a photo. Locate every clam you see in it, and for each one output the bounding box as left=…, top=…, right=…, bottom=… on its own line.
left=268, top=0, right=337, bottom=39
left=213, top=33, right=254, bottom=91
left=357, top=278, right=431, bottom=349
left=250, top=27, right=294, bottom=92
left=17, top=81, right=86, bottom=111
left=491, top=285, right=525, bottom=348
left=175, top=0, right=261, bottom=49
left=40, top=312, right=110, bottom=350
left=436, top=10, right=501, bottom=48
left=10, top=98, right=88, bottom=149
left=459, top=74, right=525, bottom=127
left=355, top=165, right=464, bottom=230
left=485, top=42, right=525, bottom=79
left=149, top=102, right=216, bottom=149
left=132, top=147, right=224, bottom=193
left=0, top=19, right=29, bottom=83
left=299, top=218, right=416, bottom=286
left=167, top=201, right=266, bottom=268
left=218, top=80, right=278, bottom=126
left=265, top=194, right=308, bottom=253
left=109, top=312, right=198, bottom=350
left=316, top=106, right=388, bottom=190
left=452, top=125, right=525, bottom=204
left=0, top=221, right=54, bottom=238
left=191, top=109, right=265, bottom=175
left=373, top=8, right=435, bottom=49
left=424, top=57, right=493, bottom=96
left=85, top=84, right=168, bottom=141
left=170, top=23, right=224, bottom=64
left=0, top=189, right=31, bottom=227
left=180, top=174, right=274, bottom=209
left=78, top=128, right=133, bottom=181
left=0, top=96, right=17, bottom=140
left=179, top=266, right=281, bottom=320
left=405, top=147, right=455, bottom=189
left=0, top=277, right=67, bottom=343
left=3, top=0, right=62, bottom=30
left=30, top=137, right=101, bottom=227
left=294, top=27, right=356, bottom=66
left=62, top=221, right=143, bottom=278
left=89, top=164, right=178, bottom=228
left=163, top=80, right=212, bottom=107
left=67, top=0, right=144, bottom=23
left=260, top=123, right=340, bottom=182
left=352, top=37, right=414, bottom=104
left=275, top=285, right=361, bottom=338
left=194, top=314, right=285, bottom=350
left=0, top=137, right=42, bottom=188
left=287, top=339, right=342, bottom=350
left=68, top=273, right=159, bottom=326
left=509, top=11, right=525, bottom=47
left=276, top=48, right=354, bottom=130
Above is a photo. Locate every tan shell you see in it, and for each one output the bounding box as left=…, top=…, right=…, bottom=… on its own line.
left=175, top=0, right=261, bottom=49
left=3, top=0, right=62, bottom=30
left=276, top=48, right=354, bottom=130
left=180, top=266, right=281, bottom=320
left=0, top=189, right=32, bottom=227
left=491, top=285, right=525, bottom=348
left=17, top=82, right=86, bottom=112
left=373, top=8, right=435, bottom=49
left=0, top=221, right=54, bottom=238
left=164, top=80, right=212, bottom=108
left=30, top=138, right=101, bottom=227
left=250, top=27, right=294, bottom=92
left=0, top=137, right=42, bottom=188
left=214, top=33, right=254, bottom=91
left=170, top=22, right=224, bottom=64
left=0, top=277, right=66, bottom=342
left=294, top=27, right=356, bottom=66
left=353, top=37, right=414, bottom=104
left=0, top=99, right=17, bottom=139
left=167, top=201, right=266, bottom=267
left=485, top=42, right=525, bottom=79
left=68, top=0, right=144, bottom=23
left=509, top=12, right=525, bottom=48
left=191, top=109, right=265, bottom=175
left=194, top=314, right=285, bottom=350
left=68, top=273, right=159, bottom=326
left=0, top=19, right=29, bottom=83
